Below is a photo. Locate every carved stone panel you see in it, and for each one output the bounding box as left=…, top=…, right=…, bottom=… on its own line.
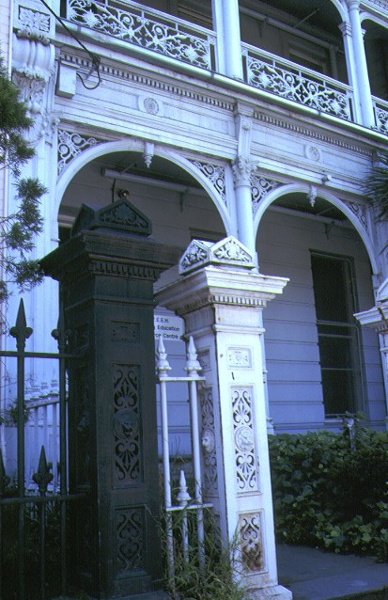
left=232, top=386, right=258, bottom=492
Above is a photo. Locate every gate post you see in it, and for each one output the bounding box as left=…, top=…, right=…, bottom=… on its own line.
left=41, top=200, right=179, bottom=599
left=156, top=237, right=292, bottom=599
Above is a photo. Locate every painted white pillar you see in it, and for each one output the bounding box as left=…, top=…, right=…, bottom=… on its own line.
left=339, top=21, right=362, bottom=124
left=355, top=278, right=388, bottom=429
left=232, top=104, right=256, bottom=259
left=156, top=237, right=291, bottom=599
left=346, top=0, right=375, bottom=128
left=212, top=0, right=243, bottom=79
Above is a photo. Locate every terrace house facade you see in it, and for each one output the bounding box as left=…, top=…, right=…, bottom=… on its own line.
left=3, top=0, right=388, bottom=598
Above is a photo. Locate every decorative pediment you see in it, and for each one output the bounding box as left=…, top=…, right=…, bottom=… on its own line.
left=179, top=236, right=254, bottom=274
left=71, top=199, right=152, bottom=237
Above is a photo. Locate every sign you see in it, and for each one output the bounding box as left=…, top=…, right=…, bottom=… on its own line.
left=154, top=313, right=184, bottom=342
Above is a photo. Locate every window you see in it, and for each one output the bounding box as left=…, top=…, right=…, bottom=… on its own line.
left=311, top=253, right=363, bottom=417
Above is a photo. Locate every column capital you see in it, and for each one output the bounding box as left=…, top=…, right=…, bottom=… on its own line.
left=232, top=156, right=254, bottom=187
left=339, top=21, right=352, bottom=36
left=346, top=0, right=361, bottom=9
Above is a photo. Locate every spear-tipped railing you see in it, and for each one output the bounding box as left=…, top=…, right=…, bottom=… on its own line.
left=0, top=298, right=78, bottom=600
left=156, top=335, right=212, bottom=584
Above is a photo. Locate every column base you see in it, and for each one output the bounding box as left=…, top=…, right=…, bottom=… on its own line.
left=246, top=584, right=292, bottom=600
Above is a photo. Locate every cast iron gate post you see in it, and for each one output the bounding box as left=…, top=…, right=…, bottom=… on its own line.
left=41, top=199, right=179, bottom=599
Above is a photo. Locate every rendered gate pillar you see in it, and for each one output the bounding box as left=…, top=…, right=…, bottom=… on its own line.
left=41, top=199, right=179, bottom=599
left=155, top=237, right=292, bottom=599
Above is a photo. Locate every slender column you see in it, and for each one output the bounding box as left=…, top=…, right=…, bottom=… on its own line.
left=345, top=1, right=375, bottom=127
left=212, top=0, right=243, bottom=79
left=232, top=105, right=256, bottom=259
left=156, top=237, right=291, bottom=598
left=339, top=22, right=362, bottom=124
left=355, top=280, right=388, bottom=428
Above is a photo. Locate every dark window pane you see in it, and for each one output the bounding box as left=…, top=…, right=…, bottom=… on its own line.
left=319, top=335, right=353, bottom=368
left=321, top=370, right=355, bottom=415
left=311, top=254, right=353, bottom=322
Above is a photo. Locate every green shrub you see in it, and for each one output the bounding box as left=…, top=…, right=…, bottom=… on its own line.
left=268, top=428, right=388, bottom=560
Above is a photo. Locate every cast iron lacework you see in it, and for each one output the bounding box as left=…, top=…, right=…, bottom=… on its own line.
left=232, top=386, right=257, bottom=491
left=374, top=104, right=388, bottom=135
left=343, top=200, right=368, bottom=230
left=113, top=364, right=143, bottom=486
left=66, top=0, right=215, bottom=70
left=115, top=506, right=145, bottom=573
left=190, top=160, right=226, bottom=204
left=245, top=51, right=352, bottom=121
left=199, top=385, right=218, bottom=494
left=58, top=129, right=104, bottom=173
left=239, top=513, right=264, bottom=571
left=251, top=173, right=280, bottom=214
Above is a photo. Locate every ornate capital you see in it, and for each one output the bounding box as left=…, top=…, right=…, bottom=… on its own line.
left=232, top=156, right=254, bottom=187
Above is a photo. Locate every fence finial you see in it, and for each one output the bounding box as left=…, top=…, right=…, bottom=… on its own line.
left=185, top=336, right=202, bottom=377
left=156, top=336, right=171, bottom=376
left=10, top=299, right=33, bottom=350
left=33, top=445, right=53, bottom=495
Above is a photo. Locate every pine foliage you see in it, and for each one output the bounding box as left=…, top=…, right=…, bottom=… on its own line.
left=0, top=54, right=46, bottom=302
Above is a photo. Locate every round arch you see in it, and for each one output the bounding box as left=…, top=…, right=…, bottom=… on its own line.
left=55, top=139, right=232, bottom=238
left=253, top=183, right=378, bottom=274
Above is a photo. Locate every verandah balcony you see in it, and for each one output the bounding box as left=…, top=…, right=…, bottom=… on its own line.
left=63, top=0, right=388, bottom=135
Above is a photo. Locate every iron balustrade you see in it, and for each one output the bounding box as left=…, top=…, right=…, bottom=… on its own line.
left=242, top=43, right=354, bottom=122
left=0, top=299, right=80, bottom=600
left=65, top=0, right=217, bottom=70
left=373, top=96, right=388, bottom=135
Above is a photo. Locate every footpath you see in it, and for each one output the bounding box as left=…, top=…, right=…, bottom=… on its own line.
left=277, top=544, right=388, bottom=600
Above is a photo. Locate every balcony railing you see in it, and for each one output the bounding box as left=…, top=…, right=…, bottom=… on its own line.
left=373, top=97, right=388, bottom=135
left=66, top=0, right=216, bottom=70
left=63, top=0, right=388, bottom=134
left=242, top=43, right=354, bottom=122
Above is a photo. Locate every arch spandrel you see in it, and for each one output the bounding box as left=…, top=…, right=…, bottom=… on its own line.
left=55, top=138, right=233, bottom=239
left=253, top=182, right=378, bottom=275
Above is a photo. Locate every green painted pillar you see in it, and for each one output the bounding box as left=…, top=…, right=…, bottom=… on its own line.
left=41, top=199, right=179, bottom=599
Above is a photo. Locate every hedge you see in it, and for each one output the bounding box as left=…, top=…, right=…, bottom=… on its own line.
left=268, top=427, right=388, bottom=561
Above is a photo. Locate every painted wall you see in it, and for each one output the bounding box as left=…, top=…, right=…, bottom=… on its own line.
left=258, top=208, right=386, bottom=432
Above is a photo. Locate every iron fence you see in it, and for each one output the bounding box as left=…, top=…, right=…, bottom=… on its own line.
left=0, top=299, right=81, bottom=600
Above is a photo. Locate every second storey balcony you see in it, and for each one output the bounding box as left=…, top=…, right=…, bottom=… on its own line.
left=56, top=0, right=388, bottom=136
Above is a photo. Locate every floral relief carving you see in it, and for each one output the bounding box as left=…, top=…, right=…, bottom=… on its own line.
left=239, top=513, right=264, bottom=571
left=232, top=386, right=258, bottom=492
